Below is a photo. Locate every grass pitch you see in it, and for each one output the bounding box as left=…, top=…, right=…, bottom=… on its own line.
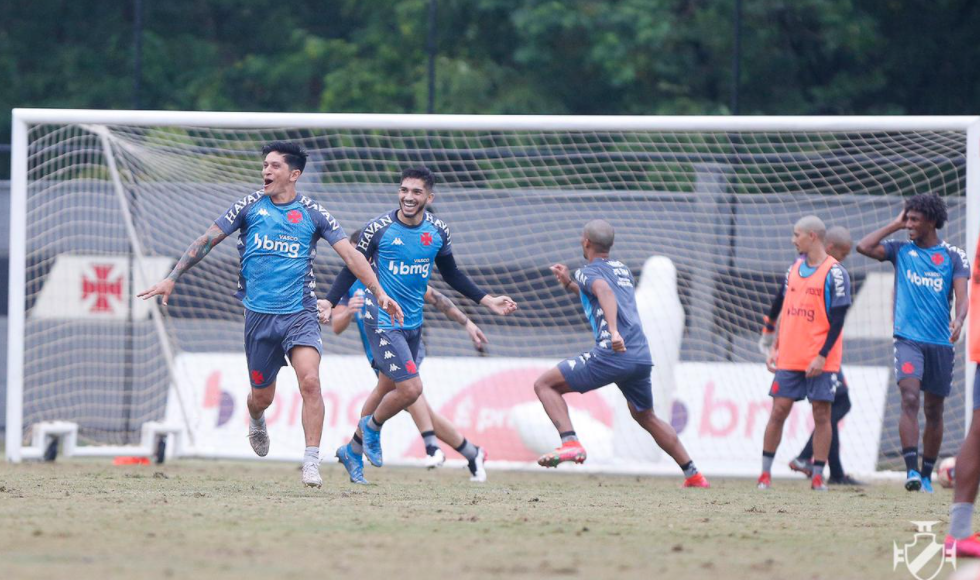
left=0, top=460, right=959, bottom=579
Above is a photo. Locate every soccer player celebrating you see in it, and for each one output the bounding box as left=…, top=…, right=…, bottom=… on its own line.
left=758, top=216, right=851, bottom=492
left=321, top=167, right=517, bottom=481
left=759, top=226, right=863, bottom=486
left=138, top=142, right=402, bottom=488
left=945, top=234, right=980, bottom=556
left=330, top=230, right=491, bottom=483
left=857, top=194, right=968, bottom=492
left=534, top=220, right=709, bottom=488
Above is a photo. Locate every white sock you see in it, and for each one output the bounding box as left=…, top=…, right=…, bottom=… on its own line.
left=250, top=414, right=265, bottom=430
left=304, top=446, right=319, bottom=465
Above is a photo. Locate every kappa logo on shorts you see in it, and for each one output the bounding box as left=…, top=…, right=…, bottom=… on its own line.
left=384, top=351, right=394, bottom=359
left=251, top=370, right=264, bottom=384
left=406, top=360, right=418, bottom=374
left=379, top=338, right=389, bottom=346
left=902, top=362, right=916, bottom=374
left=566, top=359, right=577, bottom=370
left=389, top=363, right=400, bottom=372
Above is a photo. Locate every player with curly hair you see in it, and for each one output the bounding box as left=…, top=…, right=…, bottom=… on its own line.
left=857, top=193, right=969, bottom=493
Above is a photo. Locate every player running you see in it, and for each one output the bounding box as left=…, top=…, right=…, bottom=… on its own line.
left=534, top=220, right=709, bottom=488
left=330, top=230, right=491, bottom=483
left=945, top=232, right=980, bottom=556
left=138, top=141, right=402, bottom=488
left=758, top=216, right=851, bottom=492
left=321, top=166, right=517, bottom=483
left=857, top=194, right=968, bottom=492
left=759, top=226, right=863, bottom=486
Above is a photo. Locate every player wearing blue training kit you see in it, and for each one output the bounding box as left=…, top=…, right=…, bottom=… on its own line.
left=857, top=193, right=969, bottom=493
left=323, top=167, right=516, bottom=482
left=140, top=142, right=401, bottom=489
left=331, top=227, right=492, bottom=483
left=533, top=220, right=709, bottom=488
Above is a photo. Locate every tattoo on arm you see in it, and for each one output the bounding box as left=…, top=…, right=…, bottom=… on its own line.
left=167, top=224, right=227, bottom=281
left=431, top=289, right=468, bottom=326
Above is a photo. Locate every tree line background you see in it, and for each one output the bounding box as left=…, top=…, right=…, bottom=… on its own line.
left=3, top=0, right=980, bottom=176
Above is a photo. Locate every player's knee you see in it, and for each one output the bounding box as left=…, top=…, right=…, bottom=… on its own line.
left=297, top=373, right=321, bottom=399
left=249, top=388, right=274, bottom=410
left=923, top=402, right=944, bottom=424
left=533, top=377, right=554, bottom=398
left=900, top=390, right=920, bottom=413
left=769, top=403, right=791, bottom=423
left=812, top=404, right=831, bottom=424
left=400, top=379, right=423, bottom=401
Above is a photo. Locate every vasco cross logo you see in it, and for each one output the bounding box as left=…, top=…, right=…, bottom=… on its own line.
left=893, top=521, right=955, bottom=580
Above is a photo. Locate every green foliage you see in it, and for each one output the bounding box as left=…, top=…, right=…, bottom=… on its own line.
left=3, top=0, right=980, bottom=178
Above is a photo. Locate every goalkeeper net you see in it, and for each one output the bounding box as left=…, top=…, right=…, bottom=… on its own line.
left=7, top=111, right=979, bottom=475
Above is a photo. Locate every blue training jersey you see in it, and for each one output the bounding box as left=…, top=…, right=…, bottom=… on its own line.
left=574, top=258, right=653, bottom=364
left=353, top=210, right=451, bottom=330
left=883, top=239, right=969, bottom=345
left=337, top=280, right=374, bottom=364
left=215, top=191, right=346, bottom=314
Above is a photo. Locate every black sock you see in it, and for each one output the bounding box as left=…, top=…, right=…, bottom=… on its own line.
left=560, top=431, right=578, bottom=444
left=921, top=456, right=937, bottom=480
left=350, top=433, right=363, bottom=455
left=680, top=461, right=698, bottom=478
left=902, top=447, right=919, bottom=473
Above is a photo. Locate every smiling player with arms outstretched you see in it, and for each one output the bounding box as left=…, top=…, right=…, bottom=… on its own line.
left=139, top=141, right=402, bottom=488
left=321, top=166, right=516, bottom=482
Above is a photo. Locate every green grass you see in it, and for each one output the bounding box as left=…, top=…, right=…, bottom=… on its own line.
left=0, top=460, right=964, bottom=579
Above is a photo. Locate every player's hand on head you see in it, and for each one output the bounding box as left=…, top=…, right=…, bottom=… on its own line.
left=316, top=300, right=333, bottom=324
left=893, top=209, right=908, bottom=228
left=951, top=319, right=964, bottom=343
left=466, top=321, right=488, bottom=352
left=610, top=331, right=626, bottom=353
left=137, top=279, right=175, bottom=305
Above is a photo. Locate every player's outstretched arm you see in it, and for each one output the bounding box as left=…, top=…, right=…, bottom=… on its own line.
left=550, top=264, right=580, bottom=294
left=434, top=252, right=518, bottom=316
left=329, top=239, right=404, bottom=326
left=591, top=278, right=626, bottom=353
left=425, top=287, right=488, bottom=352
left=137, top=223, right=227, bottom=306
left=856, top=210, right=906, bottom=261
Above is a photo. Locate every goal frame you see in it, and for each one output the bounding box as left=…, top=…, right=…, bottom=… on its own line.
left=7, top=109, right=980, bottom=463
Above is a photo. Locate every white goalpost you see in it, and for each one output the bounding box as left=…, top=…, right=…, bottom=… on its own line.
left=7, top=109, right=980, bottom=478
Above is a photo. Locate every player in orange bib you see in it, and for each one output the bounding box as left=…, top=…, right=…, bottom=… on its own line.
left=758, top=216, right=852, bottom=491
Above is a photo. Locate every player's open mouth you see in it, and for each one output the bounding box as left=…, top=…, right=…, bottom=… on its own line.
left=264, top=179, right=273, bottom=186
left=402, top=201, right=418, bottom=210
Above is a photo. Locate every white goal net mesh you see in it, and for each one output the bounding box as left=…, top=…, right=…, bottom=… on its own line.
left=13, top=119, right=970, bottom=474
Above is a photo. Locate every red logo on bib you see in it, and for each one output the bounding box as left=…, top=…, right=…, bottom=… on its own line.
left=421, top=232, right=433, bottom=246
left=287, top=210, right=303, bottom=224
left=931, top=253, right=945, bottom=266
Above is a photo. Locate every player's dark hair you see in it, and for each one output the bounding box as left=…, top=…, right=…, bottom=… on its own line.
left=262, top=141, right=308, bottom=173
left=349, top=228, right=362, bottom=244
left=905, top=193, right=947, bottom=230
left=401, top=166, right=435, bottom=190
